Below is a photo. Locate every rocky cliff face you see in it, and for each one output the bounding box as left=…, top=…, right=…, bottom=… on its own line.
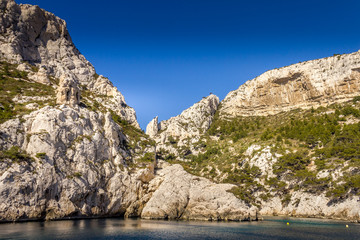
left=0, top=0, right=138, bottom=127
left=0, top=0, right=255, bottom=222
left=221, top=51, right=360, bottom=117
left=146, top=94, right=219, bottom=157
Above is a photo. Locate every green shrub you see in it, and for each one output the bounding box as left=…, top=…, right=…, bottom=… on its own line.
left=191, top=146, right=220, bottom=163
left=261, top=128, right=273, bottom=140
left=353, top=96, right=360, bottom=103
left=138, top=152, right=155, bottom=163
left=273, top=150, right=310, bottom=175
left=227, top=186, right=255, bottom=205
left=265, top=177, right=287, bottom=192
left=73, top=172, right=82, bottom=178
left=281, top=193, right=292, bottom=206
left=0, top=146, right=33, bottom=163
left=164, top=153, right=176, bottom=161
left=168, top=135, right=177, bottom=144
left=35, top=152, right=46, bottom=159
left=341, top=106, right=360, bottom=117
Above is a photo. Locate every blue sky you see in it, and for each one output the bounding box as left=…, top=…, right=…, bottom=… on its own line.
left=19, top=0, right=360, bottom=129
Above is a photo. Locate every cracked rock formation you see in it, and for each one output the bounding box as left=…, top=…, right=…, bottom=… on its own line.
left=142, top=164, right=257, bottom=221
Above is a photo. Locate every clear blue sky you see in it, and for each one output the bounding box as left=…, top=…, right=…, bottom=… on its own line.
left=19, top=0, right=360, bottom=129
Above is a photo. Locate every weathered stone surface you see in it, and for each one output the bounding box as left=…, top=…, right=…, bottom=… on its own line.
left=56, top=75, right=80, bottom=106
left=28, top=67, right=51, bottom=85
left=141, top=164, right=256, bottom=221
left=260, top=193, right=360, bottom=221
left=221, top=51, right=360, bottom=117
left=0, top=106, right=142, bottom=220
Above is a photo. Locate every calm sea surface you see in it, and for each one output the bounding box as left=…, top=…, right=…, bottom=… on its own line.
left=0, top=216, right=358, bottom=240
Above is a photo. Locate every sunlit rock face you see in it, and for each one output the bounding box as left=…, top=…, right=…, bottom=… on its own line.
left=221, top=51, right=360, bottom=117
left=141, top=164, right=257, bottom=221
left=56, top=75, right=80, bottom=107
left=146, top=116, right=159, bottom=138
left=0, top=0, right=139, bottom=127
left=146, top=94, right=219, bottom=157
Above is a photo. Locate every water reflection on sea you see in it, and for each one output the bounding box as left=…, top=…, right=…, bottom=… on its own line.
left=0, top=216, right=359, bottom=240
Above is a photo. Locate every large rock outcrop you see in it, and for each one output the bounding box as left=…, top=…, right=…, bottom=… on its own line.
left=142, top=164, right=257, bottom=221
left=0, top=0, right=139, bottom=127
left=56, top=75, right=80, bottom=106
left=221, top=51, right=360, bottom=117
left=145, top=116, right=159, bottom=138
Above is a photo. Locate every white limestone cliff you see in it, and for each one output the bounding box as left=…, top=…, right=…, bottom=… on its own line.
left=145, top=116, right=159, bottom=138
left=0, top=0, right=139, bottom=127
left=142, top=164, right=257, bottom=221
left=221, top=51, right=360, bottom=117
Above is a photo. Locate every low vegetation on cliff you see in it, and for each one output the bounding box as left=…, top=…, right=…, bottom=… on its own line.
left=0, top=61, right=56, bottom=123
left=165, top=99, right=360, bottom=206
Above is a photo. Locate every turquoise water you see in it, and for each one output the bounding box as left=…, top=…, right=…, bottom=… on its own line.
left=0, top=217, right=358, bottom=239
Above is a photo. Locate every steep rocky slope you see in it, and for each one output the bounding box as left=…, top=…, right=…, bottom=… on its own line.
left=0, top=0, right=138, bottom=127
left=0, top=0, right=255, bottom=222
left=221, top=51, right=360, bottom=117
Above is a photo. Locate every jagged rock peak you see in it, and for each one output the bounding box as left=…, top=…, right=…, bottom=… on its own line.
left=148, top=94, right=219, bottom=149
left=221, top=50, right=360, bottom=117
left=146, top=116, right=159, bottom=138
